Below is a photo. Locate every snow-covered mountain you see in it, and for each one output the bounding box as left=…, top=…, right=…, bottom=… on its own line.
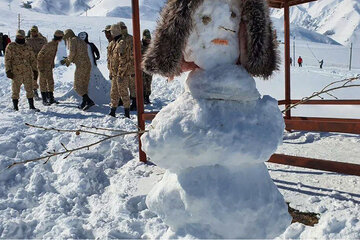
left=271, top=0, right=360, bottom=46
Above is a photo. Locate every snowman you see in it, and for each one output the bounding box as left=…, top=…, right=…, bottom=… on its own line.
left=141, top=0, right=292, bottom=238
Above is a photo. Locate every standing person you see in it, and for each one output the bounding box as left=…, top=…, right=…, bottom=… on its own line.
left=37, top=30, right=64, bottom=106
left=0, top=33, right=3, bottom=56
left=78, top=32, right=100, bottom=66
left=26, top=25, right=47, bottom=100
left=289, top=57, right=292, bottom=66
left=141, top=29, right=152, bottom=104
left=319, top=59, right=324, bottom=69
left=118, top=22, right=136, bottom=111
left=297, top=56, right=303, bottom=67
left=108, top=24, right=130, bottom=118
left=5, top=30, right=39, bottom=112
left=102, top=25, right=113, bottom=43
left=61, top=29, right=95, bottom=111
left=3, top=35, right=11, bottom=53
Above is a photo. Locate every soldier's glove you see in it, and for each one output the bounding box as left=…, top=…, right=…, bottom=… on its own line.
left=65, top=59, right=71, bottom=67
left=33, top=71, right=38, bottom=80
left=109, top=75, right=112, bottom=80
left=60, top=59, right=66, bottom=65
left=6, top=70, right=14, bottom=79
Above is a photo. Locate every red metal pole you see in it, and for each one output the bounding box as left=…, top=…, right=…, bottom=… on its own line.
left=284, top=0, right=291, bottom=119
left=131, top=0, right=147, bottom=163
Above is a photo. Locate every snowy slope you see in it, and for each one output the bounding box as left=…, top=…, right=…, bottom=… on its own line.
left=271, top=0, right=360, bottom=46
left=0, top=0, right=360, bottom=239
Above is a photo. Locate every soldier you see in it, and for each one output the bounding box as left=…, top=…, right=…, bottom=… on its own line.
left=37, top=30, right=64, bottom=106
left=26, top=25, right=47, bottom=101
left=108, top=24, right=130, bottom=118
left=102, top=25, right=113, bottom=43
left=118, top=22, right=136, bottom=111
left=5, top=30, right=39, bottom=112
left=142, top=29, right=152, bottom=104
left=61, top=29, right=95, bottom=111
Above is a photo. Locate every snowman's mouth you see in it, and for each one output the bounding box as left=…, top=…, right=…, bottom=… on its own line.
left=211, top=38, right=229, bottom=46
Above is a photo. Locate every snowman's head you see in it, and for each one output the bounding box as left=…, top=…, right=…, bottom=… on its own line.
left=184, top=0, right=241, bottom=70
left=143, top=0, right=279, bottom=79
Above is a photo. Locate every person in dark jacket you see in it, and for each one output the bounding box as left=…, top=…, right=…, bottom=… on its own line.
left=0, top=33, right=3, bottom=56
left=78, top=31, right=100, bottom=66
left=2, top=34, right=11, bottom=55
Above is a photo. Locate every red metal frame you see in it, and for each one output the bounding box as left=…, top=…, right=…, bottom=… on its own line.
left=131, top=0, right=360, bottom=176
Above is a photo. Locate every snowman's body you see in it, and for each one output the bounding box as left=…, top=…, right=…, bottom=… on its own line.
left=142, top=0, right=291, bottom=238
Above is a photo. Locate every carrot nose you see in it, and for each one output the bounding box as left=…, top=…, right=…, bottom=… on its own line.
left=211, top=38, right=229, bottom=45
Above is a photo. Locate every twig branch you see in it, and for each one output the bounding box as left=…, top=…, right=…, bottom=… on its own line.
left=25, top=123, right=111, bottom=137
left=80, top=125, right=127, bottom=133
left=8, top=127, right=148, bottom=169
left=282, top=76, right=360, bottom=114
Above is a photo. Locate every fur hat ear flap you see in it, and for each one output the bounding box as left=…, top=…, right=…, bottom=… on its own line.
left=142, top=0, right=204, bottom=77
left=238, top=0, right=279, bottom=79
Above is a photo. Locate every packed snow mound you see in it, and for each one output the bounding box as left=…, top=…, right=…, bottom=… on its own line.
left=32, top=0, right=91, bottom=15
left=147, top=164, right=292, bottom=239
left=271, top=0, right=360, bottom=46
left=84, top=0, right=167, bottom=20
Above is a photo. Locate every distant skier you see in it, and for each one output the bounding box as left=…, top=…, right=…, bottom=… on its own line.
left=298, top=56, right=303, bottom=67
left=319, top=59, right=323, bottom=69
left=289, top=57, right=292, bottom=66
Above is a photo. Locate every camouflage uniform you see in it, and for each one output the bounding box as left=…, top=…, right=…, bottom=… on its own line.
left=142, top=30, right=152, bottom=99
left=108, top=25, right=131, bottom=109
left=119, top=22, right=136, bottom=98
left=67, top=36, right=92, bottom=97
left=26, top=26, right=47, bottom=90
left=5, top=32, right=37, bottom=100
left=37, top=40, right=58, bottom=92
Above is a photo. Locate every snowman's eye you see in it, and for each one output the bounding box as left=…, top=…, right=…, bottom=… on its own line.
left=202, top=15, right=212, bottom=25
left=231, top=11, right=237, bottom=18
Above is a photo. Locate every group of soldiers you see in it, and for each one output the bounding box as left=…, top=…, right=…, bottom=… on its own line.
left=5, top=26, right=62, bottom=111
left=4, top=23, right=153, bottom=117
left=104, top=22, right=152, bottom=118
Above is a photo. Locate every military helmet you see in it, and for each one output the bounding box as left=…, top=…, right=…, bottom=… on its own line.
left=142, top=29, right=151, bottom=40
left=110, top=24, right=122, bottom=37
left=54, top=30, right=64, bottom=38
left=102, top=25, right=111, bottom=32
left=16, top=29, right=26, bottom=38
left=30, top=25, right=39, bottom=33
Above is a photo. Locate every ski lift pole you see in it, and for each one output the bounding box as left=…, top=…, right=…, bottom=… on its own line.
left=349, top=43, right=353, bottom=71
left=131, top=0, right=147, bottom=163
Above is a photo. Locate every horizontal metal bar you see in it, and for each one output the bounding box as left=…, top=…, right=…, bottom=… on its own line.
left=268, top=154, right=360, bottom=176
left=285, top=118, right=360, bottom=134
left=278, top=99, right=360, bottom=105
left=142, top=112, right=158, bottom=121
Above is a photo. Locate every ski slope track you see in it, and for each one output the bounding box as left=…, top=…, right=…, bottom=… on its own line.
left=0, top=0, right=359, bottom=238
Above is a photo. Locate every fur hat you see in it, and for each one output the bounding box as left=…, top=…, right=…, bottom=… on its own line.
left=110, top=24, right=122, bottom=37
left=142, top=0, right=279, bottom=79
left=63, top=29, right=75, bottom=40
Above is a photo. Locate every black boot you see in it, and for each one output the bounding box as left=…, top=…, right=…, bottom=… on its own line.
left=33, top=90, right=41, bottom=101
left=48, top=92, right=59, bottom=104
left=78, top=94, right=88, bottom=109
left=28, top=98, right=40, bottom=112
left=109, top=107, right=117, bottom=117
left=130, top=97, right=137, bottom=111
left=83, top=94, right=95, bottom=111
left=12, top=99, right=19, bottom=111
left=118, top=98, right=123, bottom=106
left=124, top=108, right=130, bottom=118
left=144, top=95, right=151, bottom=105
left=41, top=92, right=50, bottom=106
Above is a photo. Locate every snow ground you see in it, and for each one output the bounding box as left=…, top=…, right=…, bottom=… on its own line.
left=0, top=2, right=360, bottom=239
